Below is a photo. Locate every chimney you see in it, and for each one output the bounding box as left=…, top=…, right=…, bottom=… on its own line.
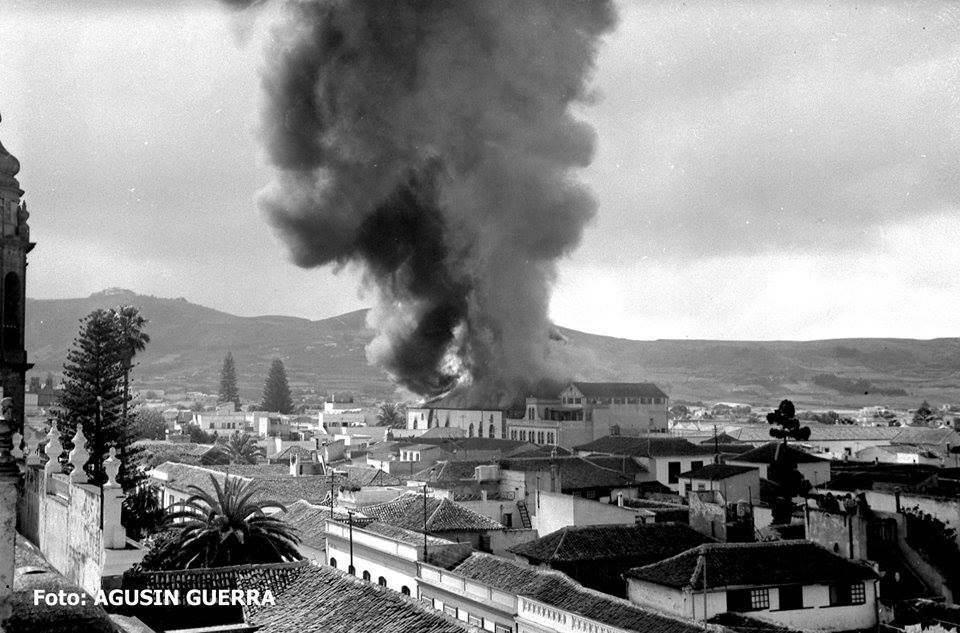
left=617, top=492, right=624, bottom=507
left=549, top=464, right=559, bottom=493
left=290, top=453, right=299, bottom=477
left=481, top=490, right=487, bottom=502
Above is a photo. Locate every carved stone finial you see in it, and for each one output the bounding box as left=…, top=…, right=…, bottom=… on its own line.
left=68, top=427, right=90, bottom=483
left=104, top=447, right=120, bottom=488
left=25, top=428, right=41, bottom=465
left=11, top=430, right=22, bottom=461
left=44, top=424, right=63, bottom=474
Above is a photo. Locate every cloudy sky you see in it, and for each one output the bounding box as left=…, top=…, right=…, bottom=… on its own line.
left=2, top=1, right=959, bottom=340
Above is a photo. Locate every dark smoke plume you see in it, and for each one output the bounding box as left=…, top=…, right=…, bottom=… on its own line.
left=245, top=0, right=616, bottom=404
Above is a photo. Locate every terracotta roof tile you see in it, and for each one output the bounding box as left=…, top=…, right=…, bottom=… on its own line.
left=570, top=382, right=668, bottom=399
left=625, top=540, right=879, bottom=589
left=678, top=464, right=757, bottom=480
left=508, top=523, right=711, bottom=564
left=574, top=435, right=715, bottom=457
left=243, top=564, right=479, bottom=633
left=451, top=553, right=709, bottom=633
left=361, top=492, right=504, bottom=533
left=500, top=455, right=647, bottom=488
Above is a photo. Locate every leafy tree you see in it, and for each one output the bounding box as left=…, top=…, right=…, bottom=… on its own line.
left=766, top=399, right=810, bottom=443
left=208, top=431, right=265, bottom=464
left=218, top=352, right=240, bottom=408
left=182, top=423, right=217, bottom=444
left=158, top=475, right=302, bottom=569
left=58, top=309, right=130, bottom=486
left=190, top=401, right=206, bottom=413
left=122, top=482, right=165, bottom=540
left=913, top=400, right=935, bottom=426
left=260, top=358, right=293, bottom=414
left=376, top=402, right=407, bottom=428
left=132, top=408, right=168, bottom=441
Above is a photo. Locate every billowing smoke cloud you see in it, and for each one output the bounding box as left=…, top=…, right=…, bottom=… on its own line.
left=245, top=1, right=616, bottom=404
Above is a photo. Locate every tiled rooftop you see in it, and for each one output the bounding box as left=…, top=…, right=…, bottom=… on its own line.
left=451, top=553, right=711, bottom=633
left=508, top=523, right=711, bottom=564
left=625, top=540, right=879, bottom=590
left=361, top=492, right=504, bottom=533
left=281, top=499, right=355, bottom=552
left=678, top=464, right=757, bottom=480
left=242, top=564, right=479, bottom=633
left=574, top=435, right=715, bottom=458
left=570, top=382, right=668, bottom=399
left=498, top=455, right=647, bottom=490
left=730, top=442, right=830, bottom=464
left=154, top=462, right=401, bottom=507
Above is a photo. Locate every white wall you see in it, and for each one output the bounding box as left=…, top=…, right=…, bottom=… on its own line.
left=533, top=490, right=639, bottom=536
left=626, top=579, right=878, bottom=631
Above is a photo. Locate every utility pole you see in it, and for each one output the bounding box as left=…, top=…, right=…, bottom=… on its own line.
left=347, top=510, right=355, bottom=574
left=422, top=483, right=428, bottom=559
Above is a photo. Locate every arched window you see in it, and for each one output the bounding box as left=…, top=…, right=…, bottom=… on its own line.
left=2, top=272, right=19, bottom=351
left=348, top=565, right=355, bottom=575
left=468, top=423, right=474, bottom=437
left=478, top=423, right=484, bottom=438
left=378, top=577, right=387, bottom=587
left=329, top=557, right=337, bottom=568
left=489, top=424, right=496, bottom=439
left=362, top=570, right=371, bottom=581
left=401, top=586, right=410, bottom=596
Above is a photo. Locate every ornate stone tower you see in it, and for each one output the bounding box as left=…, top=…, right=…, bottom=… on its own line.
left=0, top=114, right=34, bottom=438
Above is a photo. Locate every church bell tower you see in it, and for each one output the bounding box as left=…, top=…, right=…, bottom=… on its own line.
left=0, top=114, right=34, bottom=435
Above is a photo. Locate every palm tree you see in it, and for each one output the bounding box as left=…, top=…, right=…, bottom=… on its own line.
left=112, top=305, right=150, bottom=485
left=376, top=402, right=407, bottom=429
left=163, top=474, right=302, bottom=568
left=211, top=431, right=266, bottom=464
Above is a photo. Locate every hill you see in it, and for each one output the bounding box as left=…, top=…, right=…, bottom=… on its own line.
left=24, top=290, right=960, bottom=407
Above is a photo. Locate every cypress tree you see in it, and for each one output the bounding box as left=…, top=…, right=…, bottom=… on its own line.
left=58, top=309, right=130, bottom=486
left=260, top=358, right=293, bottom=414
left=218, top=352, right=240, bottom=408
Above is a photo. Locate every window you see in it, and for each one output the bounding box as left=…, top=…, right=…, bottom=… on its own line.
left=378, top=577, right=387, bottom=587
left=511, top=430, right=518, bottom=440
left=348, top=565, right=355, bottom=575
left=494, top=624, right=512, bottom=633
left=547, top=433, right=554, bottom=444
left=489, top=424, right=496, bottom=438
left=362, top=570, right=371, bottom=581
left=537, top=432, right=544, bottom=444
left=329, top=557, right=337, bottom=568
left=727, top=588, right=769, bottom=612
left=478, top=424, right=484, bottom=438
left=691, top=460, right=704, bottom=472
left=668, top=461, right=682, bottom=484
left=830, top=582, right=866, bottom=606
left=468, top=423, right=474, bottom=437
left=779, top=585, right=803, bottom=610
left=529, top=407, right=535, bottom=419
left=468, top=615, right=482, bottom=626
left=401, top=586, right=411, bottom=596
left=503, top=513, right=513, bottom=528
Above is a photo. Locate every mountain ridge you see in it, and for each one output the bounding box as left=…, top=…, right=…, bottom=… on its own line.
left=23, top=290, right=960, bottom=407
